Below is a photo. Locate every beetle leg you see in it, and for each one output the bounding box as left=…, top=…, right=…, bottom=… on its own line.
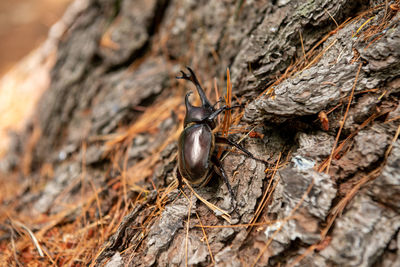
left=203, top=105, right=242, bottom=122
left=211, top=155, right=236, bottom=210
left=176, top=169, right=184, bottom=190
left=212, top=97, right=225, bottom=109
left=215, top=136, right=269, bottom=165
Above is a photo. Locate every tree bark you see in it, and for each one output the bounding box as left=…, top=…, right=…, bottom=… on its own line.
left=2, top=0, right=400, bottom=266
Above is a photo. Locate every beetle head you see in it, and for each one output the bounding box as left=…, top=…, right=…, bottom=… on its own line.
left=177, top=67, right=216, bottom=128
left=184, top=92, right=216, bottom=128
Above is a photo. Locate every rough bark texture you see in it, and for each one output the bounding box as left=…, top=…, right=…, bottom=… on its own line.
left=1, top=0, right=400, bottom=266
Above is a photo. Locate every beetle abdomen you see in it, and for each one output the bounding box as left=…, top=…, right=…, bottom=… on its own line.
left=178, top=124, right=214, bottom=185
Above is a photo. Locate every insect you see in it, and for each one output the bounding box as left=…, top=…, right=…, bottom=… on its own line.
left=176, top=67, right=267, bottom=208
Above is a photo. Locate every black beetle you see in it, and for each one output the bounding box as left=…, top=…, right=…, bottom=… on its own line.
left=176, top=67, right=267, bottom=208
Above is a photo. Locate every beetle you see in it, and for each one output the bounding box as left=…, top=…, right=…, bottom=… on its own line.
left=176, top=67, right=267, bottom=208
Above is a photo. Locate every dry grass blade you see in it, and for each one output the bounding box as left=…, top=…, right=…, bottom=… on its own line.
left=126, top=128, right=181, bottom=185
left=185, top=192, right=193, bottom=267
left=317, top=112, right=380, bottom=172
left=195, top=212, right=215, bottom=264
left=385, top=124, right=400, bottom=159
left=317, top=112, right=386, bottom=172
left=325, top=62, right=362, bottom=174
left=84, top=152, right=105, bottom=244
left=325, top=8, right=339, bottom=27
left=223, top=68, right=232, bottom=136
left=11, top=220, right=44, bottom=258
left=194, top=217, right=297, bottom=228
left=2, top=3, right=397, bottom=266
left=352, top=16, right=375, bottom=37
left=299, top=31, right=307, bottom=64
left=160, top=178, right=179, bottom=201
left=75, top=215, right=111, bottom=236
left=320, top=167, right=382, bottom=240
left=213, top=78, right=220, bottom=123
left=298, top=39, right=337, bottom=74
left=35, top=186, right=109, bottom=239
left=288, top=243, right=319, bottom=267
left=320, top=125, right=400, bottom=242
left=217, top=68, right=234, bottom=158
left=21, top=122, right=41, bottom=176
left=103, top=96, right=182, bottom=205
left=183, top=179, right=231, bottom=223
left=105, top=97, right=181, bottom=149
left=251, top=179, right=315, bottom=267
left=248, top=153, right=281, bottom=232
left=257, top=4, right=388, bottom=99
left=81, top=142, right=88, bottom=229
left=9, top=226, right=23, bottom=267
left=258, top=17, right=353, bottom=98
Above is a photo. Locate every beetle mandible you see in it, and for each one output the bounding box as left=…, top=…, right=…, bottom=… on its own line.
left=176, top=67, right=266, bottom=207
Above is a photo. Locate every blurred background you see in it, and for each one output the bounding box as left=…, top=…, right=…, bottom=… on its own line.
left=0, top=0, right=71, bottom=155
left=0, top=0, right=71, bottom=76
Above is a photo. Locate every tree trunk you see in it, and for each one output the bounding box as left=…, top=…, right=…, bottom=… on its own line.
left=1, top=0, right=399, bottom=266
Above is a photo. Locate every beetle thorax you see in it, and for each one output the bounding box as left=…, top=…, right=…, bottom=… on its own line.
left=184, top=107, right=215, bottom=127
